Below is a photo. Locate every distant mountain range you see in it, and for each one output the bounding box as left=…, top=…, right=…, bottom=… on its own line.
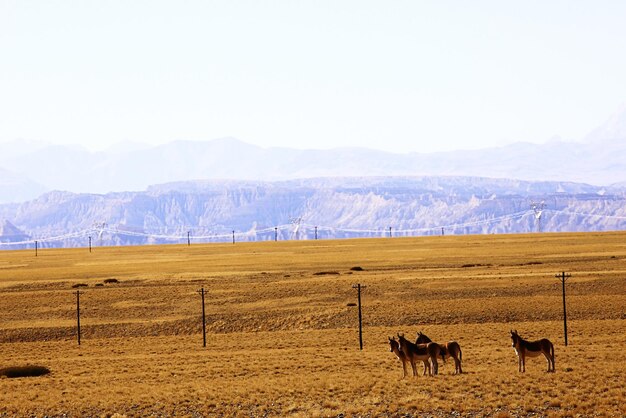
left=1, top=106, right=626, bottom=204
left=1, top=107, right=625, bottom=248
left=1, top=176, right=624, bottom=249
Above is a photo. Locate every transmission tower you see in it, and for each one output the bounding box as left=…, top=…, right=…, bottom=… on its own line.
left=530, top=201, right=546, bottom=233
left=290, top=217, right=303, bottom=240
left=93, top=222, right=107, bottom=245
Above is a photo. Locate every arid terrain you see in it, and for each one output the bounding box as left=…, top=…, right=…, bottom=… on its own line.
left=1, top=232, right=625, bottom=417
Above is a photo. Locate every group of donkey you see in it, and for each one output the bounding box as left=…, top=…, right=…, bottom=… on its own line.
left=388, top=329, right=555, bottom=378
left=388, top=331, right=463, bottom=378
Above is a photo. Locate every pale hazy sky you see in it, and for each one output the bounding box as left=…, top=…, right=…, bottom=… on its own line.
left=1, top=1, right=626, bottom=153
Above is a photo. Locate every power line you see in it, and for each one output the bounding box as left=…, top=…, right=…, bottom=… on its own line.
left=545, top=209, right=626, bottom=220
left=307, top=210, right=530, bottom=234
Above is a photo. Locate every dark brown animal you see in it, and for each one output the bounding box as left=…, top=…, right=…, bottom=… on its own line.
left=416, top=331, right=463, bottom=374
left=388, top=336, right=410, bottom=378
left=388, top=336, right=431, bottom=378
left=397, top=333, right=440, bottom=376
left=510, top=329, right=555, bottom=372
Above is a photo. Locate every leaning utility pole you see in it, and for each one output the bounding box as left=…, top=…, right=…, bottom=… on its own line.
left=555, top=271, right=571, bottom=346
left=352, top=284, right=366, bottom=350
left=197, top=287, right=207, bottom=347
left=75, top=290, right=83, bottom=345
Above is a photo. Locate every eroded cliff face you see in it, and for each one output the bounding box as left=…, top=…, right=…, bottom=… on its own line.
left=0, top=219, right=30, bottom=243
left=1, top=176, right=624, bottom=248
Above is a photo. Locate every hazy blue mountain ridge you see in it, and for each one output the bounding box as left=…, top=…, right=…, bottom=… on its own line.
left=1, top=105, right=626, bottom=203
left=1, top=176, right=624, bottom=249
left=0, top=167, right=48, bottom=204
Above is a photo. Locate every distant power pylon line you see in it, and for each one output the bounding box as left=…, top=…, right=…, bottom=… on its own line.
left=3, top=208, right=626, bottom=248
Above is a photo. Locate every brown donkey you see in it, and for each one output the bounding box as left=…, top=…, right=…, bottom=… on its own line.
left=397, top=333, right=440, bottom=376
left=416, top=331, right=463, bottom=374
left=388, top=336, right=411, bottom=378
left=510, top=330, right=555, bottom=372
left=389, top=336, right=431, bottom=377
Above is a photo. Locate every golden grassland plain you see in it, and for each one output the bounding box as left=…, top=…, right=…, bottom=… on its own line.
left=0, top=232, right=625, bottom=417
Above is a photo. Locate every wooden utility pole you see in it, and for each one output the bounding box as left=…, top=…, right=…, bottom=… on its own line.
left=232, top=230, right=235, bottom=244
left=555, top=271, right=571, bottom=346
left=274, top=227, right=278, bottom=241
left=187, top=231, right=191, bottom=246
left=314, top=226, right=318, bottom=240
left=75, top=290, right=83, bottom=345
left=35, top=240, right=38, bottom=256
left=88, top=236, right=92, bottom=253
left=198, top=287, right=207, bottom=347
left=352, top=284, right=366, bottom=350
left=388, top=227, right=392, bottom=238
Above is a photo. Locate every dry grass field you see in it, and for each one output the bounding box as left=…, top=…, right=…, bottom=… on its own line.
left=1, top=232, right=625, bottom=417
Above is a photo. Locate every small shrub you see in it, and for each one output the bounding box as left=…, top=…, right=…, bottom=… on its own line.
left=104, top=278, right=119, bottom=284
left=95, top=283, right=104, bottom=287
left=549, top=399, right=562, bottom=408
left=313, top=271, right=340, bottom=276
left=0, top=365, right=50, bottom=378
left=462, top=263, right=493, bottom=268
left=346, top=302, right=357, bottom=307
left=71, top=283, right=88, bottom=288
left=350, top=266, right=364, bottom=271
